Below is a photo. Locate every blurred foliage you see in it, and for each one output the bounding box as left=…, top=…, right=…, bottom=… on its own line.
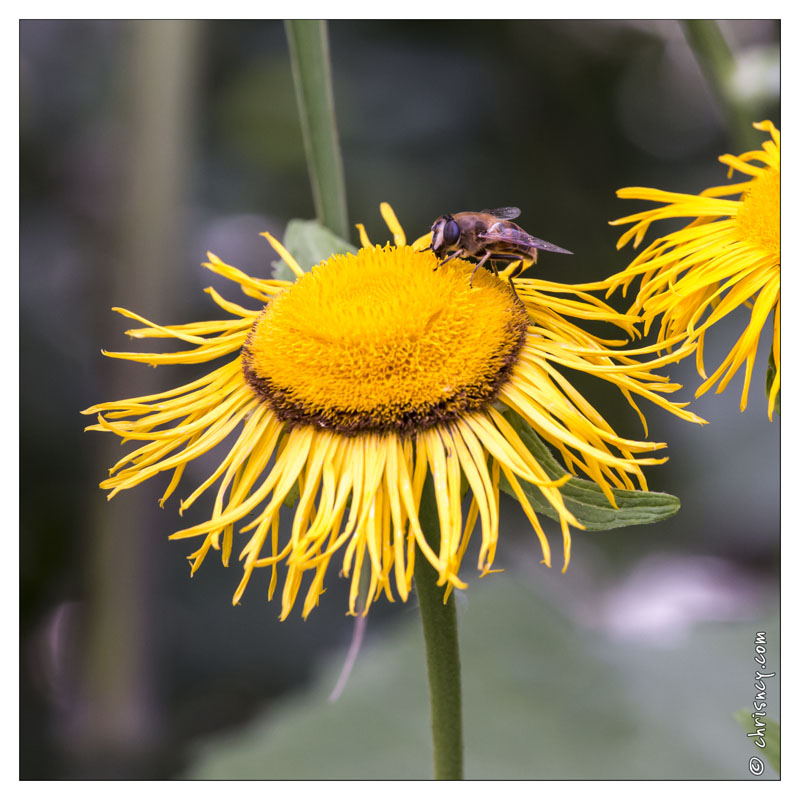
left=20, top=19, right=779, bottom=779
left=765, top=349, right=780, bottom=416
left=734, top=710, right=780, bottom=774
left=186, top=577, right=779, bottom=779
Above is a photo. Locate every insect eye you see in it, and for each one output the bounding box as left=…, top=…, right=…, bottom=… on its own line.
left=443, top=219, right=460, bottom=246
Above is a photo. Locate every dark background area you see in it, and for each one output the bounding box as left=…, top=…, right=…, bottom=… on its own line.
left=20, top=20, right=779, bottom=779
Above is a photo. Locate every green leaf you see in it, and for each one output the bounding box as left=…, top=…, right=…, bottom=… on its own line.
left=499, top=408, right=680, bottom=530
left=734, top=709, right=780, bottom=774
left=184, top=578, right=776, bottom=779
left=272, top=218, right=357, bottom=281
left=765, top=348, right=780, bottom=416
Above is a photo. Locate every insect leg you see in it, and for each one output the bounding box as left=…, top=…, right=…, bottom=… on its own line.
left=487, top=257, right=522, bottom=301
left=488, top=254, right=527, bottom=278
left=434, top=249, right=464, bottom=271
left=469, top=251, right=493, bottom=288
left=506, top=260, right=525, bottom=279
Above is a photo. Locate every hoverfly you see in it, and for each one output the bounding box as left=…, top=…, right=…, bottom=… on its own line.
left=427, top=207, right=572, bottom=296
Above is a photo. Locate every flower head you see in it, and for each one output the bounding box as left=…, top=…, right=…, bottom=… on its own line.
left=84, top=204, right=700, bottom=618
left=605, top=121, right=780, bottom=418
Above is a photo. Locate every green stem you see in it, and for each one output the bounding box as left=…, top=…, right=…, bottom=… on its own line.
left=415, top=478, right=464, bottom=780
left=285, top=20, right=349, bottom=240
left=681, top=20, right=757, bottom=150
left=81, top=20, right=200, bottom=762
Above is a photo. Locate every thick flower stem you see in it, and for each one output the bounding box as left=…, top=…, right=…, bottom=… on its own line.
left=415, top=477, right=464, bottom=780
left=285, top=20, right=349, bottom=241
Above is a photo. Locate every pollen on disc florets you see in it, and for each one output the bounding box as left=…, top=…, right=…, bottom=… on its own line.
left=736, top=167, right=780, bottom=257
left=242, top=245, right=528, bottom=434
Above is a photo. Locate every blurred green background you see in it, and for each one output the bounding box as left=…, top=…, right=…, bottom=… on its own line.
left=20, top=20, right=779, bottom=779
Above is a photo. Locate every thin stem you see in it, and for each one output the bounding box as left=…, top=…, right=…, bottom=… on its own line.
left=681, top=20, right=757, bottom=150
left=285, top=20, right=349, bottom=240
left=328, top=568, right=370, bottom=703
left=415, top=477, right=464, bottom=780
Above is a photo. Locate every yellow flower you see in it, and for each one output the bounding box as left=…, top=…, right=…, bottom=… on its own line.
left=83, top=204, right=700, bottom=619
left=605, top=120, right=780, bottom=418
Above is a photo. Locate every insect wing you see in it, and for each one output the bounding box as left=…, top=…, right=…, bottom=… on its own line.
left=479, top=227, right=573, bottom=255
left=525, top=235, right=573, bottom=255
left=481, top=206, right=521, bottom=220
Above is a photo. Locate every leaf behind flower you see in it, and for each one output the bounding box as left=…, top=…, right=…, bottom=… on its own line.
left=499, top=408, right=681, bottom=530
left=272, top=219, right=357, bottom=280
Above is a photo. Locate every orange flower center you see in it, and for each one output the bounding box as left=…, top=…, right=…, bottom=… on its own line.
left=242, top=245, right=528, bottom=434
left=736, top=167, right=780, bottom=258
